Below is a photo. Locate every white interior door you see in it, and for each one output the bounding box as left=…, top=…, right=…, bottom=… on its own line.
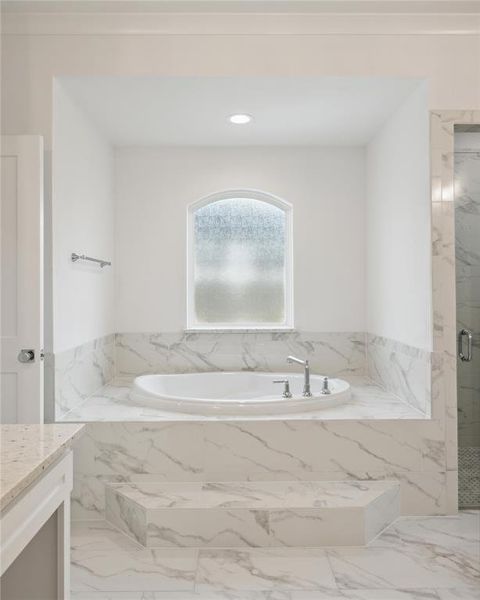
left=1, top=135, right=44, bottom=423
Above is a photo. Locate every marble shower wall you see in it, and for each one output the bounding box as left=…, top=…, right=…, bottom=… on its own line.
left=429, top=110, right=480, bottom=512
left=366, top=334, right=432, bottom=416
left=114, top=331, right=367, bottom=379
left=54, top=334, right=115, bottom=419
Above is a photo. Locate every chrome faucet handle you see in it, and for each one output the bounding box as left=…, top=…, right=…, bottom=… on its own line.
left=287, top=355, right=306, bottom=366
left=273, top=379, right=292, bottom=398
left=321, top=376, right=331, bottom=395
left=287, top=356, right=312, bottom=397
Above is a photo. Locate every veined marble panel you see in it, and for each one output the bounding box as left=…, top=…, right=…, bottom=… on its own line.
left=71, top=420, right=446, bottom=519
left=54, top=334, right=115, bottom=419
left=196, top=547, right=337, bottom=592
left=327, top=510, right=480, bottom=590
left=104, top=480, right=399, bottom=547
left=115, top=331, right=366, bottom=379
left=146, top=509, right=272, bottom=548
left=73, top=421, right=444, bottom=481
left=201, top=420, right=444, bottom=478
left=73, top=422, right=205, bottom=480
left=366, top=334, right=431, bottom=416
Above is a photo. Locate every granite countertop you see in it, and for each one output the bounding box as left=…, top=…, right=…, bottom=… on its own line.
left=0, top=423, right=85, bottom=511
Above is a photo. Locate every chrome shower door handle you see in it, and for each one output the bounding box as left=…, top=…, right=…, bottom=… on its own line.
left=458, top=328, right=473, bottom=362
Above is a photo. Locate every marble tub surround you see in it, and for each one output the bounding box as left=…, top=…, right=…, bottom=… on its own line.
left=104, top=480, right=400, bottom=547
left=115, top=331, right=367, bottom=379
left=59, top=376, right=426, bottom=422
left=55, top=333, right=115, bottom=419
left=367, top=334, right=432, bottom=416
left=0, top=423, right=84, bottom=510
left=71, top=417, right=447, bottom=520
left=70, top=511, right=480, bottom=597
left=55, top=330, right=434, bottom=420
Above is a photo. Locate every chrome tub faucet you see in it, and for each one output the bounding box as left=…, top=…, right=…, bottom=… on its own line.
left=287, top=355, right=312, bottom=397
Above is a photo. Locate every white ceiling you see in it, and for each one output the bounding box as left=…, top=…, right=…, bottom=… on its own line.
left=6, top=1, right=477, bottom=14
left=58, top=76, right=423, bottom=146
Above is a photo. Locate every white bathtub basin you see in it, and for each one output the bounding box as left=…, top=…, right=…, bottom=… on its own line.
left=131, top=371, right=351, bottom=415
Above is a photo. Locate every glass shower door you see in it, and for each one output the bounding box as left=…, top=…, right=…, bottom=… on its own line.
left=455, top=128, right=480, bottom=508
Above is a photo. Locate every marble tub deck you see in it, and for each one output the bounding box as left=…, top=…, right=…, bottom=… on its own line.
left=71, top=510, right=480, bottom=599
left=59, top=376, right=427, bottom=422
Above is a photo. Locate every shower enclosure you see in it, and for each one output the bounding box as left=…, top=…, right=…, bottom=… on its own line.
left=455, top=126, right=480, bottom=508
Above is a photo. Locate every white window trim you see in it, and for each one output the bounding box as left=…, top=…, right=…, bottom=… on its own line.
left=187, top=189, right=294, bottom=331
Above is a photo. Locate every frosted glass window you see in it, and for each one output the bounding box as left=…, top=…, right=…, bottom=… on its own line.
left=189, top=194, right=292, bottom=328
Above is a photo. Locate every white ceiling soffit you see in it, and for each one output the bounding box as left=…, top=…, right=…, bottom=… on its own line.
left=2, top=1, right=480, bottom=35
left=57, top=75, right=423, bottom=146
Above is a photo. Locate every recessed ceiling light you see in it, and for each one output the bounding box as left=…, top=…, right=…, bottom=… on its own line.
left=229, top=114, right=253, bottom=125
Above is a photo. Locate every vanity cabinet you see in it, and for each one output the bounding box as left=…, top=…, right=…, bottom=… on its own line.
left=0, top=425, right=83, bottom=600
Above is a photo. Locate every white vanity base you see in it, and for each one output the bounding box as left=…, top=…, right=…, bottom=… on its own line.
left=1, top=452, right=73, bottom=600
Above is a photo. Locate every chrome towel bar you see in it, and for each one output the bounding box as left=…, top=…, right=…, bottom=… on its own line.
left=71, top=253, right=111, bottom=268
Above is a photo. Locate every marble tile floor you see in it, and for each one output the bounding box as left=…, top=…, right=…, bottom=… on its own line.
left=60, top=376, right=427, bottom=422
left=71, top=511, right=480, bottom=599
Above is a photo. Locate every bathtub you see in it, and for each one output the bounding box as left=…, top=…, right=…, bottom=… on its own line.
left=131, top=371, right=351, bottom=416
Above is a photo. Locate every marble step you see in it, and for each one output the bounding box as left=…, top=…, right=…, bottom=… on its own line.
left=105, top=480, right=400, bottom=548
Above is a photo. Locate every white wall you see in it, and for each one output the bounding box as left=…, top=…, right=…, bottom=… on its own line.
left=2, top=30, right=479, bottom=151
left=366, top=83, right=431, bottom=350
left=114, top=146, right=365, bottom=332
left=52, top=82, right=115, bottom=352
left=3, top=14, right=478, bottom=349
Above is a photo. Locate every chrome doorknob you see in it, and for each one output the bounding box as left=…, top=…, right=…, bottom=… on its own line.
left=18, top=349, right=35, bottom=363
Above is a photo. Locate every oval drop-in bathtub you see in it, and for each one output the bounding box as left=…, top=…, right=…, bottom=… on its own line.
left=131, top=371, right=351, bottom=416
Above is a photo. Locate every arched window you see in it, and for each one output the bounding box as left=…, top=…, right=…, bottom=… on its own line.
left=187, top=190, right=293, bottom=329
